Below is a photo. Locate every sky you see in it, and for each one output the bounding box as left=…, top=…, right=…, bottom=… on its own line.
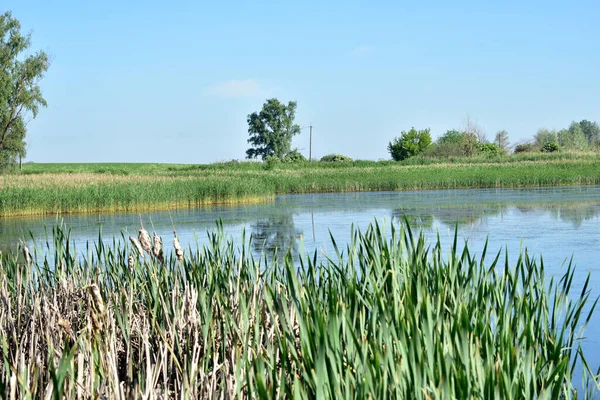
left=4, top=0, right=600, bottom=163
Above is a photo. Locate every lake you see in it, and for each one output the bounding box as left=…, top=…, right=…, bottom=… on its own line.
left=1, top=185, right=600, bottom=386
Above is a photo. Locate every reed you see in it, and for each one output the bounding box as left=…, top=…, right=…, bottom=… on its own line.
left=0, top=157, right=600, bottom=216
left=0, top=222, right=597, bottom=398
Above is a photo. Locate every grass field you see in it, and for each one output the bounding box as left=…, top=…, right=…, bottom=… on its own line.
left=0, top=222, right=597, bottom=398
left=0, top=152, right=599, bottom=217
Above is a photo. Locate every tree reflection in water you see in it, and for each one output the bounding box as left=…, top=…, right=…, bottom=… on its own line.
left=250, top=214, right=303, bottom=260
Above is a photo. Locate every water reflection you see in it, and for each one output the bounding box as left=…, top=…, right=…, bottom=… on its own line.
left=393, top=201, right=600, bottom=232
left=250, top=214, right=302, bottom=259
left=0, top=187, right=598, bottom=259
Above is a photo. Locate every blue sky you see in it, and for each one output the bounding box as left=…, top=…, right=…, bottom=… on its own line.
left=4, top=0, right=600, bottom=162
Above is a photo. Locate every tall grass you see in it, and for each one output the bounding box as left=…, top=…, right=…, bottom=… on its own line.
left=0, top=222, right=597, bottom=398
left=2, top=160, right=600, bottom=216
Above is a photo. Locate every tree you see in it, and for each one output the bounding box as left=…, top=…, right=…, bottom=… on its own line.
left=463, top=116, right=487, bottom=143
left=494, top=130, right=510, bottom=154
left=246, top=98, right=301, bottom=161
left=438, top=129, right=464, bottom=144
left=388, top=127, right=432, bottom=161
left=427, top=129, right=480, bottom=158
left=0, top=12, right=49, bottom=169
left=579, top=120, right=600, bottom=146
left=557, top=122, right=587, bottom=150
left=534, top=128, right=558, bottom=149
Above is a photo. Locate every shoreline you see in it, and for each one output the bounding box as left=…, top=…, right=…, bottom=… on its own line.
left=1, top=158, right=599, bottom=217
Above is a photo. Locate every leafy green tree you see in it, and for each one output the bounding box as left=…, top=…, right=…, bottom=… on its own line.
left=429, top=129, right=478, bottom=157
left=579, top=120, right=600, bottom=146
left=558, top=122, right=587, bottom=150
left=0, top=12, right=49, bottom=169
left=388, top=127, right=432, bottom=161
left=494, top=130, right=510, bottom=154
left=438, top=129, right=464, bottom=144
left=246, top=98, right=301, bottom=161
left=534, top=128, right=558, bottom=149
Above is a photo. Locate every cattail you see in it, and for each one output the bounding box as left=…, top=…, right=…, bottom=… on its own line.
left=129, top=236, right=145, bottom=258
left=138, top=228, right=152, bottom=255
left=153, top=232, right=164, bottom=263
left=57, top=317, right=72, bottom=336
left=173, top=231, right=184, bottom=262
left=128, top=252, right=134, bottom=269
left=22, top=244, right=31, bottom=265
left=88, top=284, right=105, bottom=315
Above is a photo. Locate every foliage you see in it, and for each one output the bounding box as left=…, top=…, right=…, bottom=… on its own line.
left=0, top=222, right=596, bottom=398
left=437, top=129, right=464, bottom=144
left=320, top=153, right=353, bottom=162
left=3, top=158, right=600, bottom=216
left=534, top=128, right=558, bottom=150
left=557, top=122, right=589, bottom=151
left=579, top=120, right=600, bottom=146
left=246, top=98, right=301, bottom=161
left=541, top=142, right=560, bottom=153
left=282, top=149, right=306, bottom=163
left=514, top=142, right=535, bottom=153
left=494, top=130, right=510, bottom=154
left=387, top=127, right=432, bottom=161
left=0, top=12, right=49, bottom=170
left=426, top=130, right=480, bottom=158
left=477, top=142, right=501, bottom=157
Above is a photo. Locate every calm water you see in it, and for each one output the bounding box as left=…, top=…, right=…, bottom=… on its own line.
left=1, top=185, right=600, bottom=386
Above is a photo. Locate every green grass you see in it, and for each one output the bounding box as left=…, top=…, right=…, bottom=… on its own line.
left=1, top=154, right=599, bottom=216
left=17, top=151, right=600, bottom=174
left=0, top=221, right=597, bottom=398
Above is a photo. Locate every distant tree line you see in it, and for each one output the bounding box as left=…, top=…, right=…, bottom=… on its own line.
left=387, top=119, right=600, bottom=161
left=515, top=120, right=600, bottom=153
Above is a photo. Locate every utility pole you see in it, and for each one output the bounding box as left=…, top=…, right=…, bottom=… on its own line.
left=309, top=125, right=313, bottom=162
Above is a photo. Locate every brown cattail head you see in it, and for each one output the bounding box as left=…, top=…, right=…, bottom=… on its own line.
left=57, top=317, right=72, bottom=336
left=22, top=244, right=31, bottom=265
left=128, top=253, right=134, bottom=270
left=88, top=284, right=105, bottom=315
left=173, top=232, right=184, bottom=262
left=153, top=232, right=164, bottom=263
left=138, top=228, right=152, bottom=255
left=129, top=236, right=145, bottom=258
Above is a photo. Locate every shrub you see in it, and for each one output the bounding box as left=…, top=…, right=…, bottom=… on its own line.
left=541, top=142, right=560, bottom=153
left=264, top=155, right=281, bottom=170
left=388, top=128, right=432, bottom=161
left=283, top=150, right=307, bottom=163
left=514, top=142, right=535, bottom=153
left=477, top=143, right=501, bottom=157
left=320, top=154, right=353, bottom=162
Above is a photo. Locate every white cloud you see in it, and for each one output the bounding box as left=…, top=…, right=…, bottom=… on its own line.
left=204, top=79, right=265, bottom=98
left=350, top=46, right=373, bottom=57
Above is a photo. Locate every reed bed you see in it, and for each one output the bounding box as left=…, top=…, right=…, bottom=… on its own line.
left=2, top=160, right=600, bottom=217
left=0, top=222, right=597, bottom=398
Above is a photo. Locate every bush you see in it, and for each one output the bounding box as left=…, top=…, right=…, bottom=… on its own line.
left=426, top=130, right=479, bottom=158
left=541, top=142, right=560, bottom=153
left=514, top=142, right=535, bottom=153
left=477, top=143, right=501, bottom=157
left=264, top=155, right=281, bottom=170
left=320, top=154, right=353, bottom=162
left=283, top=150, right=307, bottom=163
left=388, top=128, right=432, bottom=161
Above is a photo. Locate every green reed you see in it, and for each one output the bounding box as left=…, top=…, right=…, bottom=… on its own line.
left=1, top=159, right=600, bottom=216
left=0, top=221, right=597, bottom=398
